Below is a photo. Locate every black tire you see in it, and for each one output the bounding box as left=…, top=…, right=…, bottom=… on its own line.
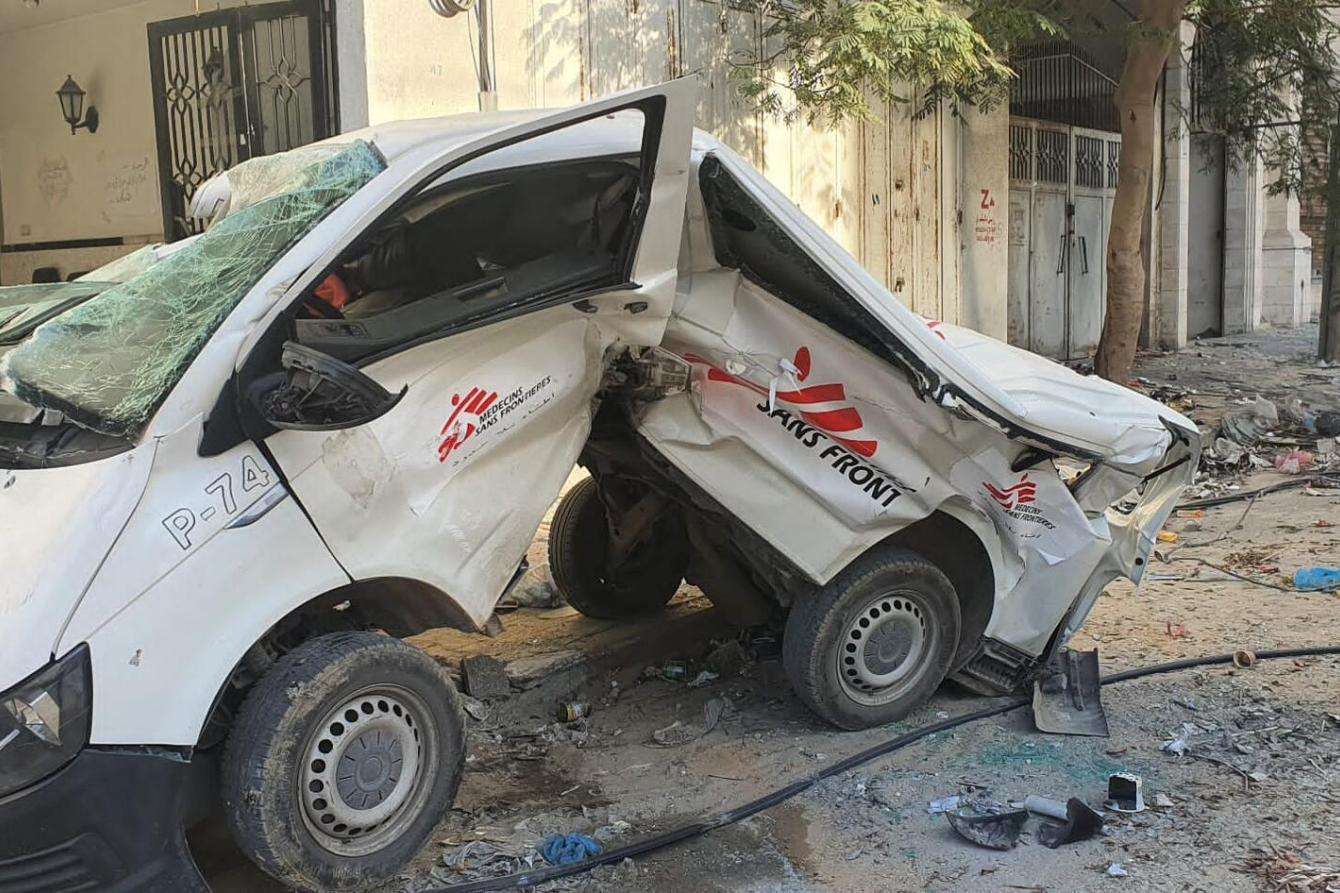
left=548, top=476, right=687, bottom=619
left=221, top=631, right=465, bottom=892
left=783, top=547, right=960, bottom=730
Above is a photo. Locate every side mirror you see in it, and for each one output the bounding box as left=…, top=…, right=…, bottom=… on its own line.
left=261, top=341, right=406, bottom=431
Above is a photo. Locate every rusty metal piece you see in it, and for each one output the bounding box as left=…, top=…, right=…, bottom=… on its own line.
left=945, top=801, right=1028, bottom=850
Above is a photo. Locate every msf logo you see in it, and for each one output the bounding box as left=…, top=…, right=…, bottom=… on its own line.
left=688, top=346, right=879, bottom=458
left=438, top=386, right=498, bottom=463
left=983, top=474, right=1037, bottom=510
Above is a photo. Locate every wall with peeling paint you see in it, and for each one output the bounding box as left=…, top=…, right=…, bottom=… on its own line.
left=0, top=0, right=1009, bottom=331
left=351, top=0, right=1009, bottom=334
left=0, top=0, right=247, bottom=284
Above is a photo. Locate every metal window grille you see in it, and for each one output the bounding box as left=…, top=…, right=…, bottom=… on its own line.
left=1009, top=124, right=1033, bottom=181
left=1009, top=41, right=1120, bottom=133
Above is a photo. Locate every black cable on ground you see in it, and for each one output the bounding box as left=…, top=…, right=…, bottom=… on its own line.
left=422, top=645, right=1340, bottom=893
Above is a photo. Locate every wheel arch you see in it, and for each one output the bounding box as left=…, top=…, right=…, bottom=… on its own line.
left=197, top=576, right=476, bottom=749
left=874, top=505, right=998, bottom=671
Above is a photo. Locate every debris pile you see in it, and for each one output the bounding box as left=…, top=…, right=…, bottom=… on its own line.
left=1240, top=845, right=1340, bottom=892
left=1156, top=700, right=1338, bottom=791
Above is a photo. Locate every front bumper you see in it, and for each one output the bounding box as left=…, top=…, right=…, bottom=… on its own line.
left=0, top=747, right=208, bottom=893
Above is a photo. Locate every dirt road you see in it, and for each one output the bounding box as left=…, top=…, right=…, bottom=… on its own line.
left=200, top=326, right=1340, bottom=892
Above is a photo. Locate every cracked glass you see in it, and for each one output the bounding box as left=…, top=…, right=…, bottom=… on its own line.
left=0, top=141, right=385, bottom=438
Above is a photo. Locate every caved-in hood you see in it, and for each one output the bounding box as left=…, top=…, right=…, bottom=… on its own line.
left=0, top=443, right=153, bottom=688
left=931, top=321, right=1197, bottom=469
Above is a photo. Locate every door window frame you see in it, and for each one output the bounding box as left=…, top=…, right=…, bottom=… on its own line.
left=278, top=95, right=667, bottom=369
left=203, top=95, right=672, bottom=457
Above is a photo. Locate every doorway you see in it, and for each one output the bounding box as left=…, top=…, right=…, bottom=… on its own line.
left=148, top=0, right=338, bottom=241
left=1007, top=119, right=1120, bottom=360
left=1187, top=134, right=1226, bottom=338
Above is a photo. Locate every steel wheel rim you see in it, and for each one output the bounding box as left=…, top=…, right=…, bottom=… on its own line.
left=298, top=684, right=438, bottom=856
left=836, top=590, right=931, bottom=706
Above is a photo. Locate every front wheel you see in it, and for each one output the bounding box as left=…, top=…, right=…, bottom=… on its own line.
left=221, top=631, right=465, bottom=892
left=783, top=547, right=960, bottom=730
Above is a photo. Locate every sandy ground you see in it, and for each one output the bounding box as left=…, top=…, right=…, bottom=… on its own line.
left=197, top=326, right=1340, bottom=892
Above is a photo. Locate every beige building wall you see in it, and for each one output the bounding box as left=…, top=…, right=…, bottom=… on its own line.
left=353, top=0, right=1007, bottom=331
left=0, top=0, right=245, bottom=284
left=0, top=0, right=1009, bottom=331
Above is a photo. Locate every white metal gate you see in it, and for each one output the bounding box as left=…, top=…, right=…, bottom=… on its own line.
left=1007, top=118, right=1120, bottom=360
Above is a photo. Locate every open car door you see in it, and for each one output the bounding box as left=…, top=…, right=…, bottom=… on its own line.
left=256, top=81, right=694, bottom=628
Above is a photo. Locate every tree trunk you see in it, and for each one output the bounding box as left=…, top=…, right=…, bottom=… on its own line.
left=1322, top=105, right=1340, bottom=363
left=1094, top=0, right=1189, bottom=383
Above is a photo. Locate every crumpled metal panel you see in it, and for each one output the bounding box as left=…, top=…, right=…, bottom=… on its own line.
left=0, top=141, right=384, bottom=438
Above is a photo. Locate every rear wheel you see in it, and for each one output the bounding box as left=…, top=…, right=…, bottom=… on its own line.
left=783, top=547, right=960, bottom=730
left=221, top=632, right=465, bottom=892
left=548, top=475, right=687, bottom=619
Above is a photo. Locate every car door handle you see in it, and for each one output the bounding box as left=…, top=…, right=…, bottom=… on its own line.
left=1079, top=236, right=1090, bottom=274
left=1056, top=233, right=1066, bottom=275
left=572, top=299, right=598, bottom=314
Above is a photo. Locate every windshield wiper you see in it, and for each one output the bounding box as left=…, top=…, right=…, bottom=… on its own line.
left=0, top=420, right=132, bottom=469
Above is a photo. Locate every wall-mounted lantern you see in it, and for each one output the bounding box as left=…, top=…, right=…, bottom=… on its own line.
left=56, top=75, right=99, bottom=135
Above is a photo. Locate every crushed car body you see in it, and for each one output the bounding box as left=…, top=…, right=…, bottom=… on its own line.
left=0, top=79, right=1196, bottom=891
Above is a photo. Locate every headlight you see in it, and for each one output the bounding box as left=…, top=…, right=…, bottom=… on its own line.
left=0, top=645, right=91, bottom=798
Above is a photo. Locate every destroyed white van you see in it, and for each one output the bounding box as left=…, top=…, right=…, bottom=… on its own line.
left=0, top=80, right=1197, bottom=891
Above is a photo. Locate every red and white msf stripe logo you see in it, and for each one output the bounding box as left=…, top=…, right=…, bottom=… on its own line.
left=438, top=386, right=498, bottom=462
left=983, top=474, right=1037, bottom=510
left=685, top=346, right=879, bottom=458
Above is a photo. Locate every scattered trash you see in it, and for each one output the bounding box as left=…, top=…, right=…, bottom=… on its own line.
left=650, top=721, right=697, bottom=747
left=927, top=794, right=967, bottom=815
left=1152, top=792, right=1175, bottom=809
left=1317, top=410, right=1340, bottom=438
left=1106, top=773, right=1146, bottom=813
left=945, top=800, right=1029, bottom=851
left=1273, top=450, right=1315, bottom=475
left=539, top=833, right=601, bottom=866
left=1022, top=795, right=1068, bottom=820
left=1219, top=397, right=1278, bottom=445
left=1157, top=530, right=1180, bottom=544
left=1161, top=724, right=1194, bottom=756
left=441, top=841, right=531, bottom=879
left=1294, top=567, right=1340, bottom=592
left=1318, top=438, right=1337, bottom=457
left=1242, top=846, right=1340, bottom=891
left=1233, top=649, right=1258, bottom=669
left=1165, top=621, right=1189, bottom=640
left=461, top=654, right=511, bottom=700
left=1107, top=863, right=1129, bottom=878
left=649, top=697, right=728, bottom=747
left=688, top=670, right=719, bottom=688
left=592, top=820, right=632, bottom=844
left=654, top=661, right=688, bottom=682
left=1211, top=437, right=1247, bottom=465
left=1028, top=796, right=1104, bottom=849
left=557, top=702, right=591, bottom=722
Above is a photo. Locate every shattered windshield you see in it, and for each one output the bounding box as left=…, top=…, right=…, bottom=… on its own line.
left=0, top=141, right=385, bottom=438
left=0, top=282, right=111, bottom=345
